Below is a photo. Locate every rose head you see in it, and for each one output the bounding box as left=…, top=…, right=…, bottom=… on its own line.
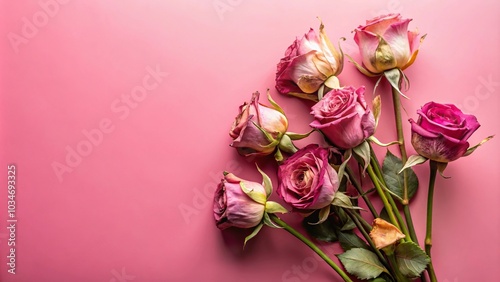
left=310, top=86, right=375, bottom=149
left=230, top=92, right=288, bottom=157
left=277, top=144, right=338, bottom=211
left=354, top=14, right=424, bottom=75
left=409, top=102, right=480, bottom=163
left=276, top=23, right=343, bottom=100
left=213, top=173, right=267, bottom=230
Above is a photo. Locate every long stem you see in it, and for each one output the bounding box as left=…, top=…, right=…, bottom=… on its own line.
left=425, top=161, right=438, bottom=282
left=269, top=214, right=353, bottom=282
left=368, top=146, right=411, bottom=240
left=366, top=164, right=400, bottom=230
left=390, top=86, right=420, bottom=244
left=345, top=166, right=378, bottom=218
left=391, top=86, right=409, bottom=202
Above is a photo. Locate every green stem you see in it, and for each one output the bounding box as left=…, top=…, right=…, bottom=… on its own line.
left=391, top=86, right=409, bottom=203
left=425, top=161, right=438, bottom=282
left=345, top=166, right=378, bottom=218
left=368, top=146, right=411, bottom=241
left=390, top=86, right=420, bottom=244
left=269, top=214, right=353, bottom=282
left=366, top=164, right=400, bottom=230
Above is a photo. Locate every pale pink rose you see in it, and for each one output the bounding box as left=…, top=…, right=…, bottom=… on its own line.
left=310, top=86, right=375, bottom=149
left=277, top=144, right=338, bottom=211
left=276, top=23, right=343, bottom=100
left=213, top=173, right=266, bottom=230
left=354, top=14, right=424, bottom=75
left=230, top=92, right=288, bottom=157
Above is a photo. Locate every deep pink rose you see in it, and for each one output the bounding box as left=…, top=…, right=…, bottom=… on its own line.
left=409, top=102, right=480, bottom=163
left=213, top=173, right=266, bottom=230
left=354, top=14, right=424, bottom=75
left=230, top=92, right=288, bottom=157
left=310, top=86, right=375, bottom=149
left=277, top=144, right=338, bottom=210
left=276, top=23, right=343, bottom=100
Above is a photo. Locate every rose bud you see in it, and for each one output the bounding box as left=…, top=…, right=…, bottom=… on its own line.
left=369, top=218, right=406, bottom=249
left=276, top=22, right=343, bottom=101
left=230, top=92, right=288, bottom=158
left=277, top=144, right=339, bottom=211
left=409, top=102, right=480, bottom=163
left=213, top=173, right=267, bottom=230
left=310, top=86, right=375, bottom=149
left=353, top=14, right=424, bottom=76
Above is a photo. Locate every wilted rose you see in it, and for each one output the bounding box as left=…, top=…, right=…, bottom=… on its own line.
left=213, top=173, right=267, bottom=230
left=277, top=144, right=338, bottom=211
left=409, top=102, right=480, bottom=163
left=230, top=92, right=288, bottom=157
left=310, top=86, right=375, bottom=149
left=276, top=23, right=343, bottom=101
left=353, top=14, right=424, bottom=75
left=369, top=218, right=406, bottom=249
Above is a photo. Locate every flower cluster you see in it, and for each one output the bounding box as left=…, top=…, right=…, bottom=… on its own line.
left=212, top=13, right=492, bottom=282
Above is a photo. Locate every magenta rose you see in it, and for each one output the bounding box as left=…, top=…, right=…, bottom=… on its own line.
left=354, top=14, right=424, bottom=75
left=213, top=173, right=267, bottom=230
left=276, top=23, right=343, bottom=101
left=409, top=102, right=480, bottom=163
left=230, top=92, right=288, bottom=157
left=310, top=86, right=375, bottom=149
left=277, top=144, right=338, bottom=210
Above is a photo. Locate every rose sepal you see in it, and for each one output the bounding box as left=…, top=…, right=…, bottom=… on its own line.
left=463, top=135, right=494, bottom=157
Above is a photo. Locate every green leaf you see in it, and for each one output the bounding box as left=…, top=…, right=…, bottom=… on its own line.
left=302, top=211, right=338, bottom=242
left=337, top=231, right=370, bottom=251
left=384, top=68, right=409, bottom=99
left=278, top=134, right=298, bottom=154
left=286, top=129, right=315, bottom=140
left=395, top=242, right=430, bottom=278
left=256, top=164, right=272, bottom=197
left=244, top=223, right=264, bottom=248
left=263, top=212, right=282, bottom=229
left=372, top=95, right=381, bottom=129
left=308, top=205, right=331, bottom=225
left=369, top=136, right=399, bottom=147
left=266, top=90, right=286, bottom=116
left=399, top=155, right=427, bottom=173
left=463, top=135, right=494, bottom=157
left=337, top=149, right=352, bottom=184
left=251, top=120, right=276, bottom=143
left=338, top=248, right=389, bottom=279
left=264, top=201, right=288, bottom=214
left=332, top=192, right=362, bottom=210
left=324, top=75, right=340, bottom=89
left=382, top=150, right=419, bottom=201
left=274, top=148, right=283, bottom=162
left=353, top=140, right=371, bottom=172
left=239, top=182, right=266, bottom=205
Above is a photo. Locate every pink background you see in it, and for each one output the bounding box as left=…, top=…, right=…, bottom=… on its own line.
left=1, top=1, right=499, bottom=281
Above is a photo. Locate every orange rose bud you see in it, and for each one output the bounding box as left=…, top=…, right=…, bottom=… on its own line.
left=369, top=218, right=406, bottom=249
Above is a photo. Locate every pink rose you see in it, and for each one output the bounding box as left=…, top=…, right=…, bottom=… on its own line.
left=213, top=173, right=267, bottom=230
left=230, top=92, right=288, bottom=157
left=409, top=102, right=480, bottom=163
left=353, top=14, right=424, bottom=75
left=276, top=23, right=343, bottom=100
left=277, top=144, right=338, bottom=210
left=310, top=86, right=375, bottom=149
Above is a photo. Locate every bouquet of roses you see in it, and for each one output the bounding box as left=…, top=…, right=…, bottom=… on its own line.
left=212, top=14, right=492, bottom=282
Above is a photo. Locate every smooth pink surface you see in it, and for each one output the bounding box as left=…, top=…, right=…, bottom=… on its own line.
left=0, top=1, right=499, bottom=281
